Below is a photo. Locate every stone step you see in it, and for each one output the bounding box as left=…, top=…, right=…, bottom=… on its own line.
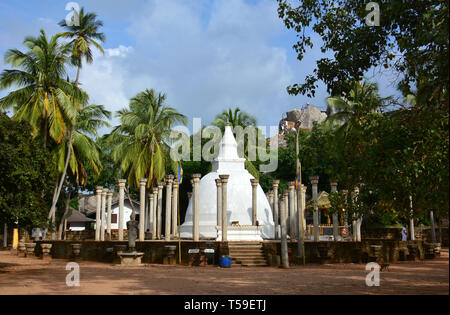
left=229, top=249, right=265, bottom=254
left=232, top=256, right=266, bottom=261
left=241, top=263, right=269, bottom=267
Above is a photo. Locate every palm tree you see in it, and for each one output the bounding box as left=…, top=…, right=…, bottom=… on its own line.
left=325, top=81, right=387, bottom=129
left=58, top=7, right=106, bottom=85
left=55, top=104, right=111, bottom=239
left=213, top=107, right=257, bottom=131
left=109, top=89, right=187, bottom=188
left=55, top=104, right=111, bottom=186
left=0, top=30, right=85, bottom=147
left=47, top=9, right=106, bottom=232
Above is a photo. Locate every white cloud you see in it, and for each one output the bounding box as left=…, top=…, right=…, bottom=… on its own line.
left=79, top=0, right=298, bottom=134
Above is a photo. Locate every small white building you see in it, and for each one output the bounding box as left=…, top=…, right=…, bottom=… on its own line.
left=108, top=199, right=140, bottom=231
left=87, top=198, right=140, bottom=231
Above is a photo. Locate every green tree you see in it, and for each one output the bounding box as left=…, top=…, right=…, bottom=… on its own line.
left=58, top=7, right=106, bottom=85
left=277, top=0, right=448, bottom=107
left=109, top=89, right=187, bottom=188
left=0, top=113, right=55, bottom=230
left=213, top=107, right=257, bottom=130
left=0, top=30, right=83, bottom=147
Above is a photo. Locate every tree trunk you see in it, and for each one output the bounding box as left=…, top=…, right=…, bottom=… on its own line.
left=58, top=196, right=71, bottom=240
left=48, top=130, right=73, bottom=221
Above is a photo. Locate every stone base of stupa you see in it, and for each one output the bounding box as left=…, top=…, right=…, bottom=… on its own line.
left=216, top=225, right=263, bottom=241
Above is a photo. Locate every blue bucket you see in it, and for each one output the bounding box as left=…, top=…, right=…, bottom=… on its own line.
left=219, top=256, right=231, bottom=268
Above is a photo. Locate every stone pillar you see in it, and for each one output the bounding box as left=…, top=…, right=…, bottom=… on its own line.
left=309, top=176, right=320, bottom=242
left=294, top=186, right=298, bottom=238
left=95, top=186, right=103, bottom=241
left=3, top=223, right=7, bottom=248
left=157, top=182, right=164, bottom=239
left=187, top=192, right=192, bottom=203
left=192, top=174, right=201, bottom=241
left=117, top=180, right=126, bottom=241
left=165, top=175, right=174, bottom=241
left=341, top=189, right=349, bottom=231
left=215, top=179, right=222, bottom=228
left=172, top=181, right=179, bottom=237
left=219, top=174, right=230, bottom=242
left=409, top=195, right=415, bottom=240
left=152, top=188, right=158, bottom=240
left=107, top=191, right=112, bottom=240
left=430, top=210, right=437, bottom=243
left=268, top=190, right=274, bottom=212
left=352, top=187, right=362, bottom=242
left=280, top=191, right=289, bottom=268
left=272, top=180, right=280, bottom=239
left=250, top=179, right=259, bottom=226
left=296, top=184, right=305, bottom=259
left=301, top=185, right=307, bottom=232
left=288, top=182, right=296, bottom=239
left=330, top=180, right=339, bottom=241
left=100, top=188, right=107, bottom=241
left=139, top=178, right=147, bottom=241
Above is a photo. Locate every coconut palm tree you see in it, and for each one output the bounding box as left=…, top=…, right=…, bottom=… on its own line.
left=213, top=107, right=257, bottom=131
left=58, top=7, right=106, bottom=85
left=55, top=104, right=111, bottom=239
left=55, top=104, right=111, bottom=186
left=0, top=30, right=85, bottom=147
left=325, top=81, right=388, bottom=130
left=48, top=10, right=106, bottom=232
left=109, top=89, right=187, bottom=188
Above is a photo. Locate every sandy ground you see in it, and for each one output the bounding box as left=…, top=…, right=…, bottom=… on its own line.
left=0, top=249, right=448, bottom=295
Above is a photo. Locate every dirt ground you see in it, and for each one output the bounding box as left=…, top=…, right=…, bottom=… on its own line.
left=0, top=249, right=448, bottom=295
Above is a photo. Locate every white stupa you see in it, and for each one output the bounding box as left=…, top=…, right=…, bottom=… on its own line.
left=180, top=126, right=275, bottom=240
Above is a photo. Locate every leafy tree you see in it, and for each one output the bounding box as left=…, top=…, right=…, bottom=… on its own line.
left=277, top=0, right=448, bottom=108
left=0, top=113, right=55, bottom=230
left=109, top=89, right=187, bottom=188
left=58, top=7, right=106, bottom=85
left=0, top=30, right=84, bottom=147
left=213, top=107, right=257, bottom=130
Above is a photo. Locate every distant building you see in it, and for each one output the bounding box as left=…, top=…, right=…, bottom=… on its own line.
left=85, top=197, right=141, bottom=231
left=66, top=208, right=95, bottom=231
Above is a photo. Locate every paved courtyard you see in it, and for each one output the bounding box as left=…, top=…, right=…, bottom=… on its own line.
left=0, top=249, right=448, bottom=295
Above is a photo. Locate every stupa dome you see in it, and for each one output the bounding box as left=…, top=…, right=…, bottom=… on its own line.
left=180, top=126, right=275, bottom=239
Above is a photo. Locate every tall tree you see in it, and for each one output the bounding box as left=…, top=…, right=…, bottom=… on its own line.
left=277, top=0, right=448, bottom=108
left=0, top=30, right=83, bottom=147
left=48, top=8, right=106, bottom=229
left=0, top=113, right=55, bottom=230
left=213, top=107, right=257, bottom=131
left=109, top=89, right=187, bottom=188
left=58, top=7, right=106, bottom=85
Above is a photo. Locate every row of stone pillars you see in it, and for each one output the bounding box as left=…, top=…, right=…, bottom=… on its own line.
left=95, top=176, right=180, bottom=241
left=213, top=175, right=261, bottom=242
left=266, top=177, right=349, bottom=242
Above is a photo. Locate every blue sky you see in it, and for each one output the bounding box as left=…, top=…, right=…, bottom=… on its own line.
left=0, top=0, right=400, bottom=134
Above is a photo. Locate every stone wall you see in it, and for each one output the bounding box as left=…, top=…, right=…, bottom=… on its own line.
left=362, top=228, right=403, bottom=240
left=263, top=240, right=425, bottom=264
left=34, top=240, right=221, bottom=265
left=31, top=239, right=427, bottom=265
